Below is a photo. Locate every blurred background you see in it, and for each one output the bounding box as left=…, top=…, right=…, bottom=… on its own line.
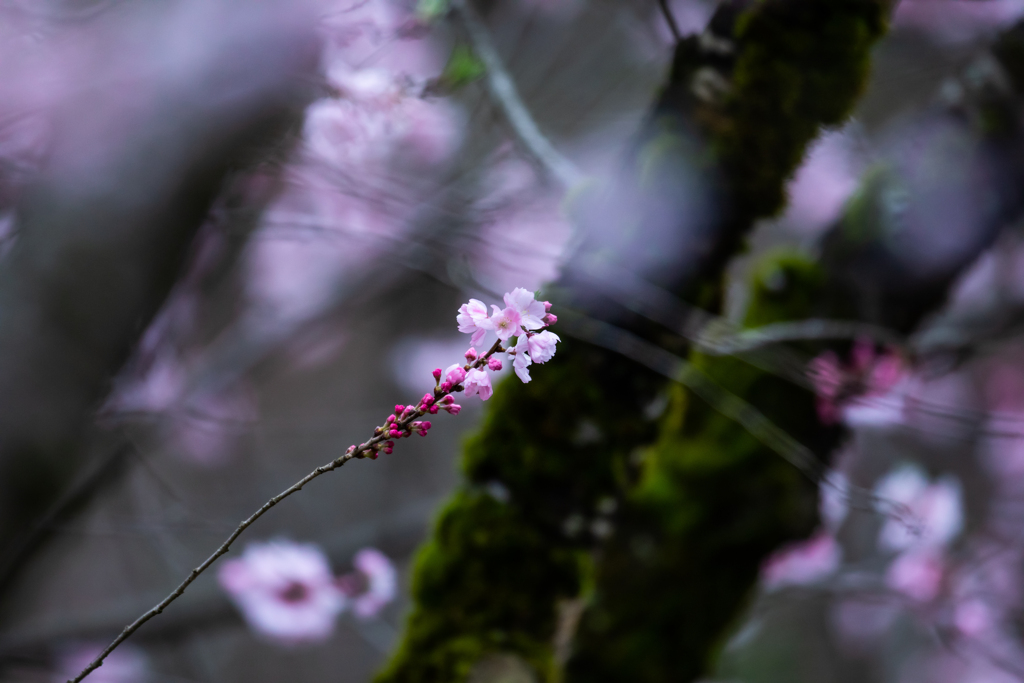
left=3, top=0, right=1024, bottom=681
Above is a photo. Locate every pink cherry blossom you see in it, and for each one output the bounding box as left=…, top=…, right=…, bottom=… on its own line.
left=338, top=548, right=397, bottom=619
left=886, top=549, right=944, bottom=602
left=463, top=368, right=493, bottom=401
left=808, top=339, right=907, bottom=426
left=218, top=540, right=346, bottom=645
left=457, top=298, right=494, bottom=347
left=526, top=330, right=560, bottom=364
left=761, top=532, right=841, bottom=591
left=489, top=305, right=523, bottom=341
left=444, top=363, right=467, bottom=386
left=512, top=334, right=532, bottom=383
left=54, top=643, right=150, bottom=683
left=875, top=465, right=963, bottom=552
left=503, top=288, right=546, bottom=331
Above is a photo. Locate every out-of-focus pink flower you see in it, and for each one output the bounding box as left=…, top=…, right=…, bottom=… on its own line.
left=54, top=643, right=150, bottom=683
left=761, top=532, right=841, bottom=591
left=809, top=339, right=906, bottom=426
left=489, top=305, right=523, bottom=341
left=471, top=158, right=574, bottom=294
left=875, top=465, right=963, bottom=552
left=512, top=334, right=532, bottom=383
left=955, top=598, right=998, bottom=637
left=782, top=130, right=862, bottom=236
left=463, top=368, right=493, bottom=401
left=218, top=540, right=345, bottom=646
left=526, top=330, right=560, bottom=364
left=338, top=547, right=397, bottom=619
left=886, top=549, right=944, bottom=603
left=503, top=288, right=546, bottom=331
left=894, top=0, right=1024, bottom=45
left=457, top=299, right=494, bottom=347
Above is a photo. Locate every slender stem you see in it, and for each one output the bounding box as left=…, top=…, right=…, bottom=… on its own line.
left=68, top=339, right=507, bottom=683
left=657, top=0, right=682, bottom=42
left=448, top=0, right=584, bottom=189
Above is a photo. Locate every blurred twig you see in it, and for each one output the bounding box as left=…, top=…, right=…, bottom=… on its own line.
left=448, top=0, right=585, bottom=188
left=657, top=0, right=682, bottom=42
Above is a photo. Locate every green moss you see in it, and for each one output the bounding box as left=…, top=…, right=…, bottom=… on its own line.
left=378, top=1, right=887, bottom=680
left=564, top=253, right=839, bottom=683
left=377, top=341, right=663, bottom=683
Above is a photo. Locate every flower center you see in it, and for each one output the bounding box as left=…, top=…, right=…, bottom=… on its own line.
left=279, top=581, right=310, bottom=603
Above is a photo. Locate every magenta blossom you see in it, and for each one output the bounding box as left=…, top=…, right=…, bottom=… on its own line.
left=218, top=540, right=345, bottom=646
left=463, top=368, right=493, bottom=401
left=457, top=299, right=493, bottom=347
left=489, top=305, right=523, bottom=341
left=808, top=338, right=905, bottom=425
left=337, top=548, right=397, bottom=619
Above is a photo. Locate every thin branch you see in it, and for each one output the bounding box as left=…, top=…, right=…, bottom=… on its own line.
left=657, top=0, right=682, bottom=42
left=67, top=450, right=359, bottom=683
left=69, top=340, right=507, bottom=683
left=448, top=0, right=585, bottom=189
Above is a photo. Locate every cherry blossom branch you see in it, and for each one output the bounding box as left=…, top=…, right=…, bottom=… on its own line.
left=657, top=0, right=682, bottom=42
left=69, top=288, right=558, bottom=683
left=448, top=0, right=585, bottom=189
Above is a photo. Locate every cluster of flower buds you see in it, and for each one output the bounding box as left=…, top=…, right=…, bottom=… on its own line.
left=341, top=288, right=555, bottom=462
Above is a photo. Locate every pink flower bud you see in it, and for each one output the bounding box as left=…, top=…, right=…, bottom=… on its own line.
left=465, top=348, right=478, bottom=361
left=395, top=405, right=405, bottom=414
left=432, top=368, right=443, bottom=381
left=370, top=451, right=379, bottom=460
left=429, top=405, right=439, bottom=414
left=384, top=447, right=393, bottom=454
left=487, top=357, right=503, bottom=371
left=441, top=395, right=455, bottom=405
left=422, top=394, right=434, bottom=406
left=423, top=421, right=432, bottom=430
left=386, top=414, right=396, bottom=424
left=543, top=313, right=557, bottom=326
left=445, top=365, right=467, bottom=386
left=543, top=301, right=552, bottom=312
left=440, top=381, right=452, bottom=393
left=446, top=404, right=462, bottom=415
left=389, top=429, right=400, bottom=438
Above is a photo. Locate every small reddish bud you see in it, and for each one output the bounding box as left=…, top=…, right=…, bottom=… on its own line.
left=423, top=421, right=432, bottom=430
left=422, top=393, right=434, bottom=406
left=447, top=404, right=462, bottom=415
left=384, top=447, right=393, bottom=454
left=432, top=368, right=442, bottom=380
left=465, top=348, right=478, bottom=361
left=441, top=381, right=452, bottom=392
left=386, top=414, right=396, bottom=424
left=386, top=441, right=395, bottom=448
left=543, top=313, right=557, bottom=326
left=487, top=357, right=503, bottom=371
left=395, top=404, right=405, bottom=414
left=543, top=301, right=552, bottom=312
left=429, top=405, right=439, bottom=414
left=441, top=395, right=455, bottom=405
